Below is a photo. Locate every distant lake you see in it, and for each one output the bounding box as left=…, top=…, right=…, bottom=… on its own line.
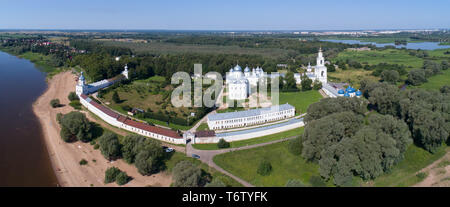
left=0, top=51, right=58, bottom=186
left=321, top=39, right=450, bottom=50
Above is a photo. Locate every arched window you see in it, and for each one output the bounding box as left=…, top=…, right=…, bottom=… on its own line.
left=321, top=71, right=324, bottom=77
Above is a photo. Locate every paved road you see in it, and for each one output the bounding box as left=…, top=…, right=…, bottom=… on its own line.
left=186, top=135, right=298, bottom=187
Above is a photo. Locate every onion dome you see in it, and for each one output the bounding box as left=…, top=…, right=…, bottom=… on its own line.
left=356, top=90, right=362, bottom=96
left=344, top=93, right=350, bottom=97
left=338, top=89, right=345, bottom=94
left=79, top=72, right=85, bottom=81
left=234, top=64, right=242, bottom=71
left=244, top=66, right=250, bottom=72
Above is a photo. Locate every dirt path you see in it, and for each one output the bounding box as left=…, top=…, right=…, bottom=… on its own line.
left=33, top=71, right=172, bottom=187
left=414, top=149, right=450, bottom=187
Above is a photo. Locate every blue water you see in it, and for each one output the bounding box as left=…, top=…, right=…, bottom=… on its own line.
left=0, top=51, right=58, bottom=186
left=322, top=39, right=450, bottom=50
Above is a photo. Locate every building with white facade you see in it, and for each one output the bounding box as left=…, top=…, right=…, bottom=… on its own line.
left=294, top=47, right=328, bottom=84
left=76, top=65, right=129, bottom=95
left=226, top=65, right=268, bottom=100
left=207, top=104, right=295, bottom=130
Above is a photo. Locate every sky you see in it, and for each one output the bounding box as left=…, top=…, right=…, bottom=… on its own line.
left=0, top=0, right=449, bottom=30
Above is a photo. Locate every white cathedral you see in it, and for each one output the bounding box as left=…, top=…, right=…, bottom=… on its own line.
left=226, top=48, right=328, bottom=100
left=302, top=47, right=328, bottom=84
left=226, top=65, right=268, bottom=100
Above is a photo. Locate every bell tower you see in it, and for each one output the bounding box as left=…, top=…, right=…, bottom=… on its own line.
left=76, top=72, right=87, bottom=95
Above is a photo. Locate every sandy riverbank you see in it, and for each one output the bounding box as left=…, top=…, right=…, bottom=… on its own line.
left=32, top=71, right=172, bottom=187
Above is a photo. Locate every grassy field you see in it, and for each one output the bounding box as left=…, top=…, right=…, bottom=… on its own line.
left=328, top=68, right=380, bottom=88
left=213, top=140, right=332, bottom=187
left=365, top=144, right=448, bottom=187
left=96, top=40, right=293, bottom=59
left=213, top=136, right=448, bottom=187
left=333, top=49, right=424, bottom=68
left=196, top=123, right=210, bottom=131
left=416, top=69, right=450, bottom=90
left=192, top=127, right=304, bottom=150
left=100, top=75, right=197, bottom=130
left=165, top=152, right=243, bottom=187
left=277, top=90, right=323, bottom=115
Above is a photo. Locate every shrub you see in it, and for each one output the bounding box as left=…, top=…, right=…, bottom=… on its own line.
left=58, top=111, right=93, bottom=142
left=104, top=167, right=121, bottom=184
left=68, top=92, right=79, bottom=101
left=94, top=144, right=100, bottom=149
left=69, top=100, right=82, bottom=110
left=416, top=172, right=428, bottom=181
left=172, top=161, right=202, bottom=187
left=257, top=160, right=272, bottom=176
left=50, top=99, right=60, bottom=108
left=116, top=171, right=130, bottom=186
left=217, top=139, right=230, bottom=149
left=79, top=159, right=88, bottom=165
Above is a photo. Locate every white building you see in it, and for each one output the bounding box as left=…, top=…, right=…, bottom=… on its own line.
left=226, top=65, right=267, bottom=100
left=76, top=65, right=129, bottom=95
left=207, top=104, right=295, bottom=130
left=294, top=47, right=328, bottom=84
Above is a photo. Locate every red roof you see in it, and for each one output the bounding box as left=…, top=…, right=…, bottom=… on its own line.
left=80, top=94, right=88, bottom=99
left=195, top=130, right=216, bottom=137
left=89, top=100, right=120, bottom=119
left=123, top=118, right=182, bottom=139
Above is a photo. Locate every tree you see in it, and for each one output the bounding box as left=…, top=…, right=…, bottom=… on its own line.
left=217, top=139, right=230, bottom=149
left=121, top=135, right=146, bottom=163
left=367, top=83, right=401, bottom=116
left=58, top=111, right=92, bottom=142
left=282, top=72, right=298, bottom=92
left=287, top=137, right=302, bottom=155
left=172, top=161, right=202, bottom=187
left=381, top=70, right=399, bottom=84
left=301, top=76, right=312, bottom=91
left=305, top=97, right=367, bottom=123
left=440, top=85, right=450, bottom=93
left=115, top=171, right=130, bottom=186
left=112, top=91, right=120, bottom=103
left=98, top=132, right=121, bottom=160
left=68, top=91, right=79, bottom=101
left=50, top=99, right=60, bottom=108
left=257, top=160, right=272, bottom=176
left=135, top=150, right=159, bottom=175
left=205, top=178, right=226, bottom=187
left=285, top=179, right=305, bottom=187
left=104, top=167, right=121, bottom=184
left=407, top=69, right=427, bottom=86
left=326, top=63, right=336, bottom=72
left=313, top=80, right=322, bottom=90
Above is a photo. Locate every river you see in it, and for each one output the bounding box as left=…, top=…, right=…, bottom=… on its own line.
left=321, top=39, right=450, bottom=50
left=0, top=51, right=58, bottom=186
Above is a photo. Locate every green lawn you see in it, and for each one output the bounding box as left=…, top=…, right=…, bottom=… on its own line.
left=333, top=49, right=424, bottom=68
left=213, top=133, right=448, bottom=187
left=196, top=123, right=210, bottom=131
left=278, top=90, right=323, bottom=115
left=366, top=144, right=448, bottom=187
left=165, top=152, right=243, bottom=187
left=213, top=140, right=332, bottom=187
left=416, top=69, right=450, bottom=90
left=192, top=127, right=304, bottom=150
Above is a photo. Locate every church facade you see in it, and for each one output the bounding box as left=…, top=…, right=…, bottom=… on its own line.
left=226, top=65, right=268, bottom=100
